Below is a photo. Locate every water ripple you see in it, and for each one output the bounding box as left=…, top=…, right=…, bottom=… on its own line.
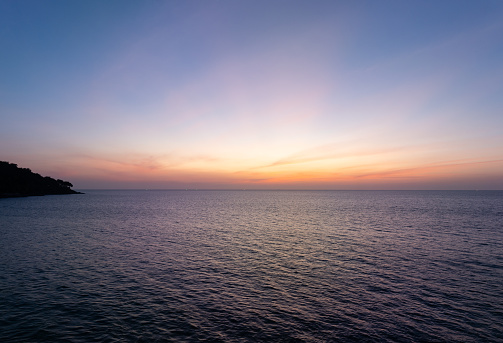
left=1, top=190, right=502, bottom=342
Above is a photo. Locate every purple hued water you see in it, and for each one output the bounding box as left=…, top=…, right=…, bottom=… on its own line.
left=1, top=190, right=502, bottom=342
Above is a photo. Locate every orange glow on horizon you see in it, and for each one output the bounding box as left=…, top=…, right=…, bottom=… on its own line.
left=34, top=151, right=502, bottom=190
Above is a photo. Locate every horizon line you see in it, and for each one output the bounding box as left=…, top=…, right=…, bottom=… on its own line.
left=75, top=188, right=503, bottom=192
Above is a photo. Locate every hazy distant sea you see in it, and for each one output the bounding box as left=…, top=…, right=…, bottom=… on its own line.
left=1, top=190, right=502, bottom=342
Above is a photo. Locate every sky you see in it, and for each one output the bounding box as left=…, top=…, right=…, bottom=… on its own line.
left=1, top=0, right=502, bottom=190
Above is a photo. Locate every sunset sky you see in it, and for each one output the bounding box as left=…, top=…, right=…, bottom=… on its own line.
left=1, top=0, right=502, bottom=189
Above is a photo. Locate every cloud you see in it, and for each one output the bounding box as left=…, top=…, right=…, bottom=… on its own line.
left=355, top=159, right=503, bottom=179
left=263, top=143, right=405, bottom=169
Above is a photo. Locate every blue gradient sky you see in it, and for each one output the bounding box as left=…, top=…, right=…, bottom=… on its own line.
left=1, top=0, right=502, bottom=189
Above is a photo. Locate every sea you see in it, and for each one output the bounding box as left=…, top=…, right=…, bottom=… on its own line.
left=0, top=190, right=502, bottom=342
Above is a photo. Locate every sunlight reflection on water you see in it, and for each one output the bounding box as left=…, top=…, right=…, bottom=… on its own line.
left=1, top=190, right=502, bottom=342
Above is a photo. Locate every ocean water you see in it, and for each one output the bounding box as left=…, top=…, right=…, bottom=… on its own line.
left=0, top=190, right=502, bottom=342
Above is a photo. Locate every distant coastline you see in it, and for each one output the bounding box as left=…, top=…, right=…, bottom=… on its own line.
left=0, top=161, right=83, bottom=198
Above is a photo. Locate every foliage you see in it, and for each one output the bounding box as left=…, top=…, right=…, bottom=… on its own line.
left=0, top=161, right=81, bottom=197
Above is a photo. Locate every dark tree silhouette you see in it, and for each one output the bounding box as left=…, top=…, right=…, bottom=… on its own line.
left=0, top=161, right=82, bottom=197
